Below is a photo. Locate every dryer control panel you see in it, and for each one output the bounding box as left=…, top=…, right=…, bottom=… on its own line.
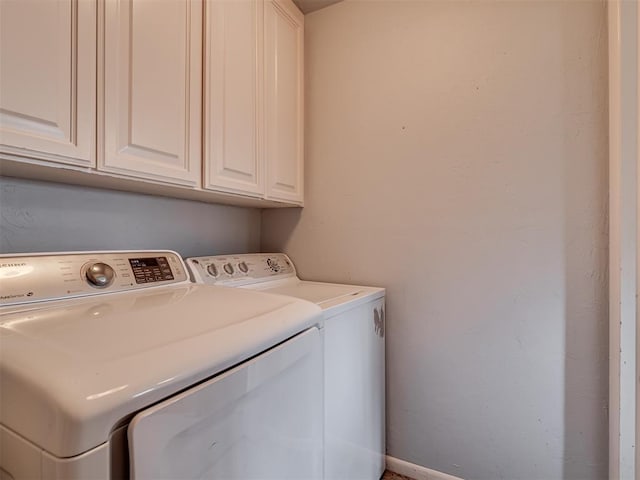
left=0, top=251, right=189, bottom=306
left=186, top=253, right=296, bottom=286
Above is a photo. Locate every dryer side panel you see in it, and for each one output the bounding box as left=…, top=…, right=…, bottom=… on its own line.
left=324, top=297, right=386, bottom=480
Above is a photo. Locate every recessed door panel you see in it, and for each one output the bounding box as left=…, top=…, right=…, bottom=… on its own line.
left=101, top=0, right=202, bottom=186
left=0, top=0, right=96, bottom=166
left=204, top=0, right=263, bottom=196
left=264, top=0, right=304, bottom=203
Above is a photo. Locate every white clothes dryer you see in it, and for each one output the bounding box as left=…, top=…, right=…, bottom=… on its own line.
left=187, top=253, right=386, bottom=480
left=0, top=251, right=323, bottom=480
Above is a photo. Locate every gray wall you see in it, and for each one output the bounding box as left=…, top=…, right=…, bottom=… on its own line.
left=0, top=177, right=261, bottom=257
left=262, top=1, right=608, bottom=479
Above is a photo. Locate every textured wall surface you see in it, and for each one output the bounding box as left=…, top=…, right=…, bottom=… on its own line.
left=262, top=1, right=609, bottom=479
left=0, top=177, right=261, bottom=257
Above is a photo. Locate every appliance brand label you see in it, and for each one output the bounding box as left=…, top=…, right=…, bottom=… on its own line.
left=0, top=263, right=27, bottom=268
left=0, top=291, right=34, bottom=300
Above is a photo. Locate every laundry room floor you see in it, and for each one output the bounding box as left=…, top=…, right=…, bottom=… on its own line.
left=382, top=471, right=415, bottom=480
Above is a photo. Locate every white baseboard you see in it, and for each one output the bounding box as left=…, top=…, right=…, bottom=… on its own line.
left=385, top=456, right=464, bottom=480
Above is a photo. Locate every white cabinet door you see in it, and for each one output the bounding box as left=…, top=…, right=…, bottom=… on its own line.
left=264, top=0, right=304, bottom=204
left=204, top=0, right=264, bottom=197
left=0, top=0, right=96, bottom=167
left=100, top=0, right=202, bottom=187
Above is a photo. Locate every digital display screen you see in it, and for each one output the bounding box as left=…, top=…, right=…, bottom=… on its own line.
left=129, top=258, right=159, bottom=268
left=129, top=257, right=174, bottom=284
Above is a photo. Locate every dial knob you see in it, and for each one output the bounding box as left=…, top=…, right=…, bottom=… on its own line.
left=206, top=263, right=219, bottom=277
left=223, top=263, right=235, bottom=275
left=266, top=258, right=280, bottom=273
left=237, top=261, right=249, bottom=273
left=85, top=262, right=115, bottom=288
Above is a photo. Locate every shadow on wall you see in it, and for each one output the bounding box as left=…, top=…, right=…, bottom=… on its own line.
left=561, top=5, right=609, bottom=476
left=561, top=146, right=609, bottom=478
left=0, top=177, right=261, bottom=257
left=261, top=207, right=302, bottom=254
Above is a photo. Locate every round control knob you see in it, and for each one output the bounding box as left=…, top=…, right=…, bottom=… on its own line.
left=266, top=258, right=280, bottom=273
left=223, top=263, right=235, bottom=275
left=206, top=263, right=219, bottom=278
left=237, top=261, right=249, bottom=274
left=85, top=262, right=115, bottom=288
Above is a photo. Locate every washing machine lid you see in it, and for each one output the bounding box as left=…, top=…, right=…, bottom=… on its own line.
left=259, top=281, right=384, bottom=317
left=0, top=284, right=321, bottom=458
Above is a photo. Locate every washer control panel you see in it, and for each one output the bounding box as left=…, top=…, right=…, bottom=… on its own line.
left=186, top=253, right=296, bottom=286
left=0, top=251, right=189, bottom=306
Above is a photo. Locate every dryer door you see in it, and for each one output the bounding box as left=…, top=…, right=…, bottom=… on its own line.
left=128, top=327, right=323, bottom=480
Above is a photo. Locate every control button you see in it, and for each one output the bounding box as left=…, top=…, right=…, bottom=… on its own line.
left=237, top=261, right=249, bottom=274
left=266, top=258, right=281, bottom=273
left=206, top=264, right=219, bottom=277
left=223, top=263, right=235, bottom=275
left=85, top=263, right=115, bottom=288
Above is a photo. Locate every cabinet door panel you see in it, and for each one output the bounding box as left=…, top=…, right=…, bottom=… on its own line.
left=0, top=0, right=96, bottom=166
left=264, top=0, right=303, bottom=204
left=204, top=0, right=263, bottom=196
left=101, top=0, right=202, bottom=186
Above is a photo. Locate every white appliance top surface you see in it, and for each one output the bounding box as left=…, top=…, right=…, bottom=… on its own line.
left=260, top=280, right=384, bottom=314
left=266, top=282, right=360, bottom=304
left=0, top=284, right=321, bottom=458
left=186, top=253, right=384, bottom=315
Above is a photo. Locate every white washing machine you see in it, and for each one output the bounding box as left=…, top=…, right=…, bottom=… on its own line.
left=0, top=250, right=324, bottom=479
left=186, top=253, right=386, bottom=480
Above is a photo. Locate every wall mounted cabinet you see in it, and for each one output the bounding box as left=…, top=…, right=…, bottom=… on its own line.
left=100, top=0, right=202, bottom=187
left=204, top=0, right=264, bottom=196
left=0, top=0, right=304, bottom=208
left=264, top=0, right=304, bottom=203
left=204, top=0, right=304, bottom=204
left=0, top=0, right=96, bottom=167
